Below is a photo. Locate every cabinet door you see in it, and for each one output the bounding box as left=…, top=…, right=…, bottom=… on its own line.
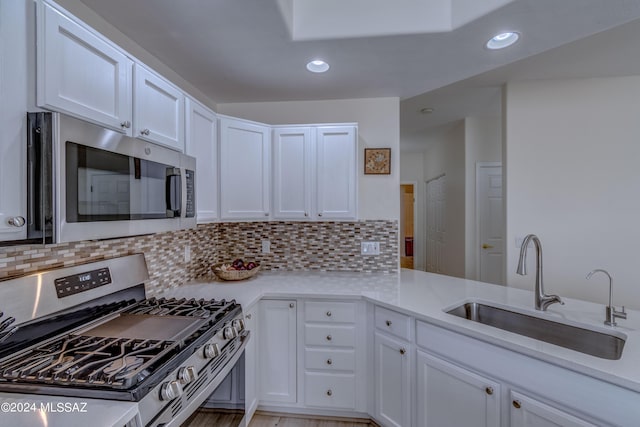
left=272, top=127, right=312, bottom=219
left=259, top=300, right=297, bottom=403
left=510, top=391, right=598, bottom=427
left=416, top=350, right=500, bottom=427
left=133, top=64, right=185, bottom=151
left=315, top=126, right=357, bottom=219
left=38, top=1, right=132, bottom=133
left=244, top=305, right=259, bottom=423
left=0, top=0, right=31, bottom=241
left=374, top=332, right=412, bottom=427
left=219, top=118, right=270, bottom=219
left=185, top=97, right=217, bottom=222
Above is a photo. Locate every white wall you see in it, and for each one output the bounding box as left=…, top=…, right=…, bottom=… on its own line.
left=219, top=98, right=400, bottom=221
left=464, top=115, right=502, bottom=280
left=505, top=76, right=640, bottom=309
left=423, top=121, right=466, bottom=278
left=55, top=0, right=216, bottom=110
left=400, top=151, right=425, bottom=270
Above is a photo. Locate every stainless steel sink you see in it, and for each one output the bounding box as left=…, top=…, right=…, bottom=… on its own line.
left=446, top=302, right=626, bottom=360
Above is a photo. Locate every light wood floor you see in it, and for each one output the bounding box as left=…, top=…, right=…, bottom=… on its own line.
left=183, top=410, right=374, bottom=427
left=400, top=256, right=414, bottom=269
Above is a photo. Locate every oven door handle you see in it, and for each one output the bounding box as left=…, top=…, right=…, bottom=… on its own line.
left=165, top=168, right=182, bottom=218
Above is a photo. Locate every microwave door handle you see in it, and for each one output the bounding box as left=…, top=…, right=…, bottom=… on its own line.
left=166, top=168, right=182, bottom=218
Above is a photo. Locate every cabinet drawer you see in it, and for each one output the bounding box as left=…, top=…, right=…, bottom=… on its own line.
left=305, top=348, right=355, bottom=371
left=374, top=305, right=412, bottom=341
left=305, top=324, right=355, bottom=347
left=305, top=301, right=356, bottom=323
left=304, top=372, right=356, bottom=409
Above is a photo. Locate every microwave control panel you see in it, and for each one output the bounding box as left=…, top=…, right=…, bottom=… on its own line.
left=54, top=267, right=112, bottom=298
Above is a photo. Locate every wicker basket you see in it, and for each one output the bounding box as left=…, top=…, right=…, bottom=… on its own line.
left=211, top=263, right=261, bottom=281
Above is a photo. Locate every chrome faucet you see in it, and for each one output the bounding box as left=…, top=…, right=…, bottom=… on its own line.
left=516, top=234, right=564, bottom=311
left=586, top=269, right=627, bottom=326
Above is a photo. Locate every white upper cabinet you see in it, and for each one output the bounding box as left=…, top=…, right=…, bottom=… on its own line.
left=219, top=117, right=271, bottom=219
left=272, top=125, right=357, bottom=221
left=37, top=1, right=132, bottom=133
left=185, top=97, right=217, bottom=222
left=315, top=126, right=357, bottom=219
left=133, top=64, right=185, bottom=151
left=272, top=127, right=312, bottom=219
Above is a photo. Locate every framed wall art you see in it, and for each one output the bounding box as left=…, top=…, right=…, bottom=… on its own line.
left=364, top=148, right=391, bottom=175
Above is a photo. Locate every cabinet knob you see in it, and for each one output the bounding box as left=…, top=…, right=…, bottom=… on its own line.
left=326, top=358, right=332, bottom=365
left=289, top=303, right=295, bottom=308
left=386, top=320, right=392, bottom=327
left=326, top=389, right=333, bottom=396
left=264, top=212, right=269, bottom=216
left=326, top=311, right=332, bottom=317
left=326, top=335, right=332, bottom=341
left=120, top=120, right=131, bottom=129
left=485, top=387, right=494, bottom=395
left=318, top=213, right=323, bottom=217
left=140, top=128, right=150, bottom=135
left=7, top=216, right=25, bottom=227
left=399, top=347, right=406, bottom=355
left=245, top=314, right=252, bottom=320
left=304, top=212, right=308, bottom=217
left=512, top=400, right=522, bottom=409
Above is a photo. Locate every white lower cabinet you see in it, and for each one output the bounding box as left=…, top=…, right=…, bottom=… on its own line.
left=243, top=304, right=258, bottom=424
left=416, top=350, right=500, bottom=427
left=374, top=331, right=412, bottom=427
left=302, top=300, right=365, bottom=412
left=258, top=300, right=297, bottom=404
left=509, top=391, right=598, bottom=427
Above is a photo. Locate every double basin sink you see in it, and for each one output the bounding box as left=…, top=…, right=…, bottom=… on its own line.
left=446, top=301, right=626, bottom=360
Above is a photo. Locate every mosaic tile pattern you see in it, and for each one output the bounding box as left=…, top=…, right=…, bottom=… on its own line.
left=0, top=220, right=398, bottom=294
left=214, top=221, right=398, bottom=274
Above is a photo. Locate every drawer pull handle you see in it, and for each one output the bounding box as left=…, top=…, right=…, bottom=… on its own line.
left=399, top=347, right=406, bottom=355
left=512, top=400, right=521, bottom=409
left=326, top=311, right=332, bottom=317
left=326, top=335, right=332, bottom=341
left=485, top=387, right=494, bottom=395
left=289, top=303, right=295, bottom=308
left=386, top=320, right=392, bottom=327
left=326, top=358, right=333, bottom=365
left=326, top=389, right=333, bottom=396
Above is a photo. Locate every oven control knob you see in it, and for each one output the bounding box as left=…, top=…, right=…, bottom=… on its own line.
left=223, top=326, right=238, bottom=340
left=177, top=366, right=198, bottom=385
left=159, top=380, right=183, bottom=401
left=232, top=318, right=245, bottom=332
left=203, top=343, right=220, bottom=359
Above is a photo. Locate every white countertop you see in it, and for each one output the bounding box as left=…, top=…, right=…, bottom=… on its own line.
left=162, top=269, right=640, bottom=393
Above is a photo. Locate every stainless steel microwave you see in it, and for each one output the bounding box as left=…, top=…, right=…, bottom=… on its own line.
left=26, top=112, right=196, bottom=244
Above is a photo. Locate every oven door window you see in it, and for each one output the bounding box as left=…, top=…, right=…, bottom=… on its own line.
left=66, top=142, right=180, bottom=222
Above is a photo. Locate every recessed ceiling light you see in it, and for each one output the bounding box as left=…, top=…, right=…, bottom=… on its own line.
left=486, top=32, right=520, bottom=50
left=306, top=60, right=330, bottom=73
left=420, top=107, right=434, bottom=114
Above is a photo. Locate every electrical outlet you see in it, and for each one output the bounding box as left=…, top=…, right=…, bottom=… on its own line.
left=184, top=245, right=191, bottom=263
left=361, top=241, right=380, bottom=255
left=261, top=240, right=271, bottom=254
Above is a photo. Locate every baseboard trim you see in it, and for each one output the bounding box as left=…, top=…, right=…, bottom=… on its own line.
left=255, top=408, right=374, bottom=424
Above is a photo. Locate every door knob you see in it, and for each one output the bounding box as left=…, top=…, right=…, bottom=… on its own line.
left=482, top=244, right=494, bottom=249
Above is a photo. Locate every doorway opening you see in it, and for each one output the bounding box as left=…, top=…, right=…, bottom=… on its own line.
left=400, top=183, right=415, bottom=269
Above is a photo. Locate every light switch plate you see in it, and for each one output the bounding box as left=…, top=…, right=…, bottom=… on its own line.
left=361, top=241, right=380, bottom=255
left=261, top=240, right=271, bottom=254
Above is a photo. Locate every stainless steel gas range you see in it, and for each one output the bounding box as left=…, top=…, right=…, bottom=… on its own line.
left=0, top=254, right=248, bottom=427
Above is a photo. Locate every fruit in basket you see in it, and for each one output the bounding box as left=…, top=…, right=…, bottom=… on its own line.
left=232, top=258, right=244, bottom=269
left=246, top=262, right=257, bottom=270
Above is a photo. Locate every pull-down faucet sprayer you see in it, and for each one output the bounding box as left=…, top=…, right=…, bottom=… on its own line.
left=516, top=234, right=564, bottom=311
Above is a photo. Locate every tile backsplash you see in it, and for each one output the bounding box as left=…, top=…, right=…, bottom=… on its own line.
left=0, top=220, right=398, bottom=294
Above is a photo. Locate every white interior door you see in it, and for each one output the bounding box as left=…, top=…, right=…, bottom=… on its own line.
left=426, top=175, right=446, bottom=274
left=477, top=163, right=504, bottom=284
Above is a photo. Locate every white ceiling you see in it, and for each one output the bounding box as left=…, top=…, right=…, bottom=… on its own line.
left=79, top=0, right=640, bottom=105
